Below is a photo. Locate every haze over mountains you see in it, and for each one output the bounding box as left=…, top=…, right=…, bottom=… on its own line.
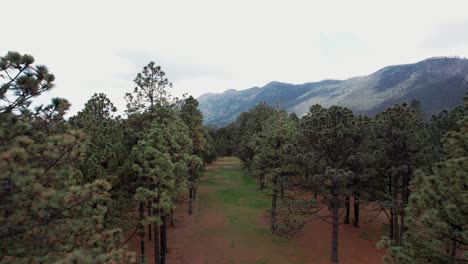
left=198, top=57, right=468, bottom=126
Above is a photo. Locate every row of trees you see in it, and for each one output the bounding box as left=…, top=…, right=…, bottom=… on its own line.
left=216, top=99, right=467, bottom=263
left=0, top=52, right=218, bottom=263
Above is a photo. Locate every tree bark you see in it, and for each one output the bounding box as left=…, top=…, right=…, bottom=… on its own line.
left=393, top=212, right=399, bottom=245
left=139, top=202, right=145, bottom=263
left=259, top=174, right=265, bottom=191
left=353, top=192, right=360, bottom=228
left=388, top=173, right=394, bottom=241
left=450, top=240, right=457, bottom=257
left=331, top=194, right=339, bottom=263
left=148, top=201, right=152, bottom=241
left=161, top=216, right=167, bottom=264
left=280, top=176, right=284, bottom=200
left=188, top=188, right=193, bottom=215
left=154, top=207, right=160, bottom=264
left=170, top=209, right=175, bottom=227
left=390, top=208, right=394, bottom=241
left=270, top=174, right=278, bottom=231
left=393, top=175, right=400, bottom=245
left=344, top=195, right=350, bottom=224
left=400, top=174, right=406, bottom=240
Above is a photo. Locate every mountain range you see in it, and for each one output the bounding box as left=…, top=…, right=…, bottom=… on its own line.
left=198, top=57, right=468, bottom=126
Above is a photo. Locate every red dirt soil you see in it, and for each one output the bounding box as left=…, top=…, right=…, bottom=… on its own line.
left=126, top=160, right=385, bottom=264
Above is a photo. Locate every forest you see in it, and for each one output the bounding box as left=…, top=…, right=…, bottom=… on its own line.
left=0, top=51, right=466, bottom=264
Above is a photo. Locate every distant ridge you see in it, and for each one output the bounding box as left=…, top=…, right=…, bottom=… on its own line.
left=198, top=57, right=468, bottom=126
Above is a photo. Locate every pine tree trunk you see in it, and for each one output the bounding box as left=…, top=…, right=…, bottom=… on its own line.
left=331, top=194, right=339, bottom=263
left=353, top=192, right=360, bottom=228
left=154, top=207, right=160, bottom=264
left=344, top=195, right=350, bottom=224
left=259, top=174, right=265, bottom=191
left=390, top=208, right=394, bottom=241
left=401, top=172, right=411, bottom=238
left=393, top=213, right=399, bottom=245
left=450, top=240, right=457, bottom=257
left=161, top=216, right=167, bottom=264
left=280, top=176, right=284, bottom=200
left=139, top=202, right=145, bottom=263
left=393, top=176, right=400, bottom=245
left=271, top=174, right=278, bottom=231
left=314, top=188, right=318, bottom=199
left=148, top=201, right=152, bottom=241
left=400, top=174, right=406, bottom=240
left=388, top=173, right=394, bottom=242
left=188, top=188, right=193, bottom=215
left=400, top=209, right=405, bottom=242
left=170, top=209, right=175, bottom=227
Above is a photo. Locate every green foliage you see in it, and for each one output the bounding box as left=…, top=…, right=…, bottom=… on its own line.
left=380, top=100, right=468, bottom=263
left=236, top=102, right=276, bottom=172
left=371, top=103, right=430, bottom=245
left=251, top=108, right=297, bottom=186
left=70, top=93, right=126, bottom=184
left=0, top=52, right=55, bottom=114
left=125, top=62, right=173, bottom=114
left=0, top=52, right=134, bottom=263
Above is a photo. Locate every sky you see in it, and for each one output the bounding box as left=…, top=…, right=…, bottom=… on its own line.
left=3, top=0, right=468, bottom=115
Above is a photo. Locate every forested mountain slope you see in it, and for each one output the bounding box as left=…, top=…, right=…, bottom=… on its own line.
left=199, top=57, right=468, bottom=126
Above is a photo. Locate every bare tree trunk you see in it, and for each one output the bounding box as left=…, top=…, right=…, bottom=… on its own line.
left=139, top=202, right=145, bottom=263
left=390, top=208, right=394, bottom=241
left=344, top=195, right=350, bottom=224
left=400, top=174, right=406, bottom=240
left=280, top=176, right=284, bottom=200
left=388, top=173, right=394, bottom=241
left=270, top=174, right=278, bottom=231
left=161, top=216, right=167, bottom=264
left=153, top=205, right=160, bottom=264
left=259, top=173, right=265, bottom=191
left=353, top=192, right=360, bottom=228
left=450, top=240, right=457, bottom=257
left=188, top=188, right=193, bottom=215
left=393, top=175, right=400, bottom=245
left=401, top=172, right=411, bottom=238
left=170, top=209, right=175, bottom=227
left=331, top=194, right=339, bottom=263
left=148, top=201, right=152, bottom=241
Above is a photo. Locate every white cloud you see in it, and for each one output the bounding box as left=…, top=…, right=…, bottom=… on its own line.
left=2, top=0, right=468, bottom=115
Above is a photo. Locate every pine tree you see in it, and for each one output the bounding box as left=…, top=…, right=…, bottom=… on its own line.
left=70, top=93, right=125, bottom=184
left=372, top=103, right=427, bottom=245
left=69, top=93, right=134, bottom=230
left=299, top=105, right=363, bottom=263
left=0, top=52, right=134, bottom=263
left=250, top=109, right=297, bottom=231
left=380, top=97, right=467, bottom=263
left=235, top=103, right=276, bottom=174
left=180, top=96, right=206, bottom=215
left=0, top=51, right=55, bottom=114
left=125, top=62, right=173, bottom=114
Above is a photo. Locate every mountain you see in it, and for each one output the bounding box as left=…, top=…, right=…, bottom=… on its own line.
left=198, top=57, right=468, bottom=126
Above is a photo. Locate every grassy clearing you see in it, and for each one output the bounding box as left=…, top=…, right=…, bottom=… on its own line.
left=199, top=157, right=306, bottom=264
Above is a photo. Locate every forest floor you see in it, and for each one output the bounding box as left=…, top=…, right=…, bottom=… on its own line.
left=128, top=157, right=385, bottom=264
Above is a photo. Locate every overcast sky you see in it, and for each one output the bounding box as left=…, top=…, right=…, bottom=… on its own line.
left=3, top=0, right=468, bottom=115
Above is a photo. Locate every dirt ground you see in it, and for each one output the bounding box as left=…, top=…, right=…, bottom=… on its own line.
left=127, top=158, right=385, bottom=264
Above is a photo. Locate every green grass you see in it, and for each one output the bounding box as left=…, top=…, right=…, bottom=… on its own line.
left=198, top=157, right=306, bottom=264
left=210, top=161, right=270, bottom=209
left=222, top=157, right=241, bottom=162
